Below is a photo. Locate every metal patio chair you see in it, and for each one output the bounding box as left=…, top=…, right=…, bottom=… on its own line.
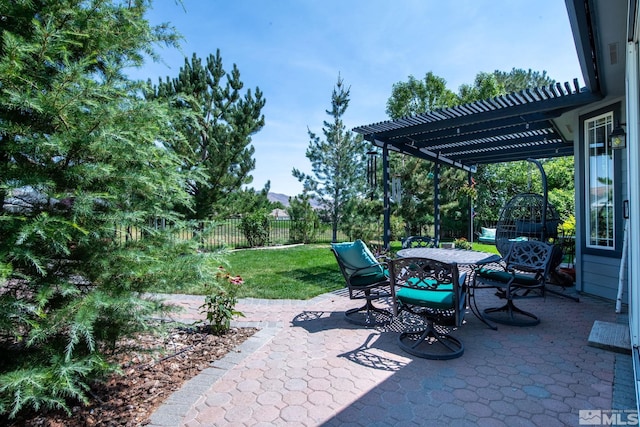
left=401, top=235, right=438, bottom=249
left=475, top=239, right=554, bottom=326
left=389, top=257, right=467, bottom=360
left=331, top=240, right=392, bottom=327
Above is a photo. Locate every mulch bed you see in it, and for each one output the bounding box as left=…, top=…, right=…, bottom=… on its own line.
left=3, top=326, right=257, bottom=426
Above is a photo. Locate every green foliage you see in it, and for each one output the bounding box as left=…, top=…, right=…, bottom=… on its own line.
left=458, top=72, right=505, bottom=104
left=473, top=158, right=576, bottom=225
left=147, top=50, right=266, bottom=220
left=0, top=0, right=230, bottom=418
left=474, top=161, right=531, bottom=222
left=543, top=156, right=576, bottom=221
left=389, top=215, right=406, bottom=242
left=466, top=71, right=565, bottom=225
left=390, top=157, right=435, bottom=236
left=560, top=215, right=576, bottom=236
left=385, top=72, right=458, bottom=119
left=340, top=198, right=383, bottom=243
left=292, top=75, right=367, bottom=242
left=385, top=73, right=471, bottom=239
left=198, top=265, right=244, bottom=334
left=287, top=194, right=319, bottom=244
left=385, top=68, right=564, bottom=240
left=219, top=182, right=279, bottom=219
left=493, top=68, right=555, bottom=93
left=0, top=354, right=111, bottom=419
left=453, top=237, right=473, bottom=250
left=238, top=211, right=270, bottom=247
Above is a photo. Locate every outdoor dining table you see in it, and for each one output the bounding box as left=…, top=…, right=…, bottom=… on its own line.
left=396, top=247, right=501, bottom=329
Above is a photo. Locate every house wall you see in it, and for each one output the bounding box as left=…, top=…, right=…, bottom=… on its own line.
left=573, top=98, right=628, bottom=301
left=581, top=253, right=623, bottom=299
left=625, top=15, right=640, bottom=413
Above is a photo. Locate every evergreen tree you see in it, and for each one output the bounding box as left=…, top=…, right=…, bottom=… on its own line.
left=287, top=194, right=319, bottom=244
left=493, top=67, right=555, bottom=93
left=147, top=51, right=266, bottom=220
left=222, top=182, right=280, bottom=218
left=292, top=75, right=366, bottom=242
left=0, top=0, right=224, bottom=417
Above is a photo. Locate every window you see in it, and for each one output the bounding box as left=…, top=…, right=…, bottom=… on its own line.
left=585, top=112, right=615, bottom=249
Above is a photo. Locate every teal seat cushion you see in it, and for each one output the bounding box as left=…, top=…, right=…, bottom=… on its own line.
left=350, top=270, right=387, bottom=286
left=477, top=267, right=539, bottom=286
left=396, top=279, right=454, bottom=309
left=332, top=239, right=384, bottom=279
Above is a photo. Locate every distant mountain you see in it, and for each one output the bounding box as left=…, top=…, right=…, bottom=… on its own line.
left=267, top=192, right=323, bottom=210
left=267, top=192, right=291, bottom=207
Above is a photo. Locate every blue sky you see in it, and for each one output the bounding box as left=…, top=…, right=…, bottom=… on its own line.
left=129, top=0, right=583, bottom=196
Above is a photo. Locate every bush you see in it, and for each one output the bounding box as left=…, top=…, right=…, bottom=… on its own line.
left=341, top=198, right=384, bottom=243
left=238, top=211, right=270, bottom=247
left=454, top=237, right=473, bottom=250
left=288, top=195, right=319, bottom=243
left=560, top=214, right=576, bottom=236
left=199, top=266, right=244, bottom=334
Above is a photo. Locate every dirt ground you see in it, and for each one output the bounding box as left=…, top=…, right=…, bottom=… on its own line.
left=5, top=326, right=257, bottom=427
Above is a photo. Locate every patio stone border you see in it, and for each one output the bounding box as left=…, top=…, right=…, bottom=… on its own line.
left=147, top=323, right=282, bottom=427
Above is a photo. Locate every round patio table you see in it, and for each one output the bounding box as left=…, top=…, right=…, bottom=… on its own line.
left=396, top=247, right=501, bottom=329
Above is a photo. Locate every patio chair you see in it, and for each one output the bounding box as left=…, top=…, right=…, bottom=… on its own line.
left=388, top=257, right=467, bottom=359
left=475, top=240, right=554, bottom=326
left=331, top=240, right=392, bottom=326
left=401, top=235, right=438, bottom=249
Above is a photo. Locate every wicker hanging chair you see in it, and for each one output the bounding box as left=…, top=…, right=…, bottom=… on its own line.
left=495, top=192, right=561, bottom=257
left=494, top=159, right=561, bottom=257
left=493, top=159, right=578, bottom=301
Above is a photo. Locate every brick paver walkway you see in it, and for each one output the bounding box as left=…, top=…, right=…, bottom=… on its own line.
left=148, top=287, right=636, bottom=426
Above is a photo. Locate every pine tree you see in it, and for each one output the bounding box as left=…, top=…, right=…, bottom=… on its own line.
left=293, top=75, right=367, bottom=242
left=147, top=51, right=266, bottom=220
left=0, top=0, right=222, bottom=417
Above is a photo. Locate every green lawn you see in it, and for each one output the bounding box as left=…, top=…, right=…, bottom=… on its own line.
left=228, top=244, right=343, bottom=300
left=167, top=241, right=501, bottom=300
left=472, top=242, right=500, bottom=254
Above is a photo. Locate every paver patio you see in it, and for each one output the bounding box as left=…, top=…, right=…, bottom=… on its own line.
left=149, top=285, right=635, bottom=426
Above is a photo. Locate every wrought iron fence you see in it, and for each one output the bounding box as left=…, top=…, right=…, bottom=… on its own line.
left=114, top=218, right=348, bottom=250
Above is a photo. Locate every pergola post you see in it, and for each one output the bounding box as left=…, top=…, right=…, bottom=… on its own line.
left=468, top=171, right=474, bottom=242
left=382, top=143, right=391, bottom=251
left=434, top=162, right=440, bottom=244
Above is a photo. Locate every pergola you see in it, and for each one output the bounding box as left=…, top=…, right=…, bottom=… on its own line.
left=353, top=80, right=601, bottom=250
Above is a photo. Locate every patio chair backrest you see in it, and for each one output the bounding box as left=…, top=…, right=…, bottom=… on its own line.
left=331, top=240, right=385, bottom=284
left=401, top=235, right=438, bottom=249
left=504, top=240, right=555, bottom=279
left=389, top=257, right=466, bottom=327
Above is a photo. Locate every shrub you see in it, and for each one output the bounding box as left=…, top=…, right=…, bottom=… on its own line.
left=560, top=214, right=576, bottom=236
left=238, top=211, right=271, bottom=247
left=454, top=237, right=473, bottom=250
left=199, top=266, right=244, bottom=334
left=288, top=195, right=319, bottom=243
